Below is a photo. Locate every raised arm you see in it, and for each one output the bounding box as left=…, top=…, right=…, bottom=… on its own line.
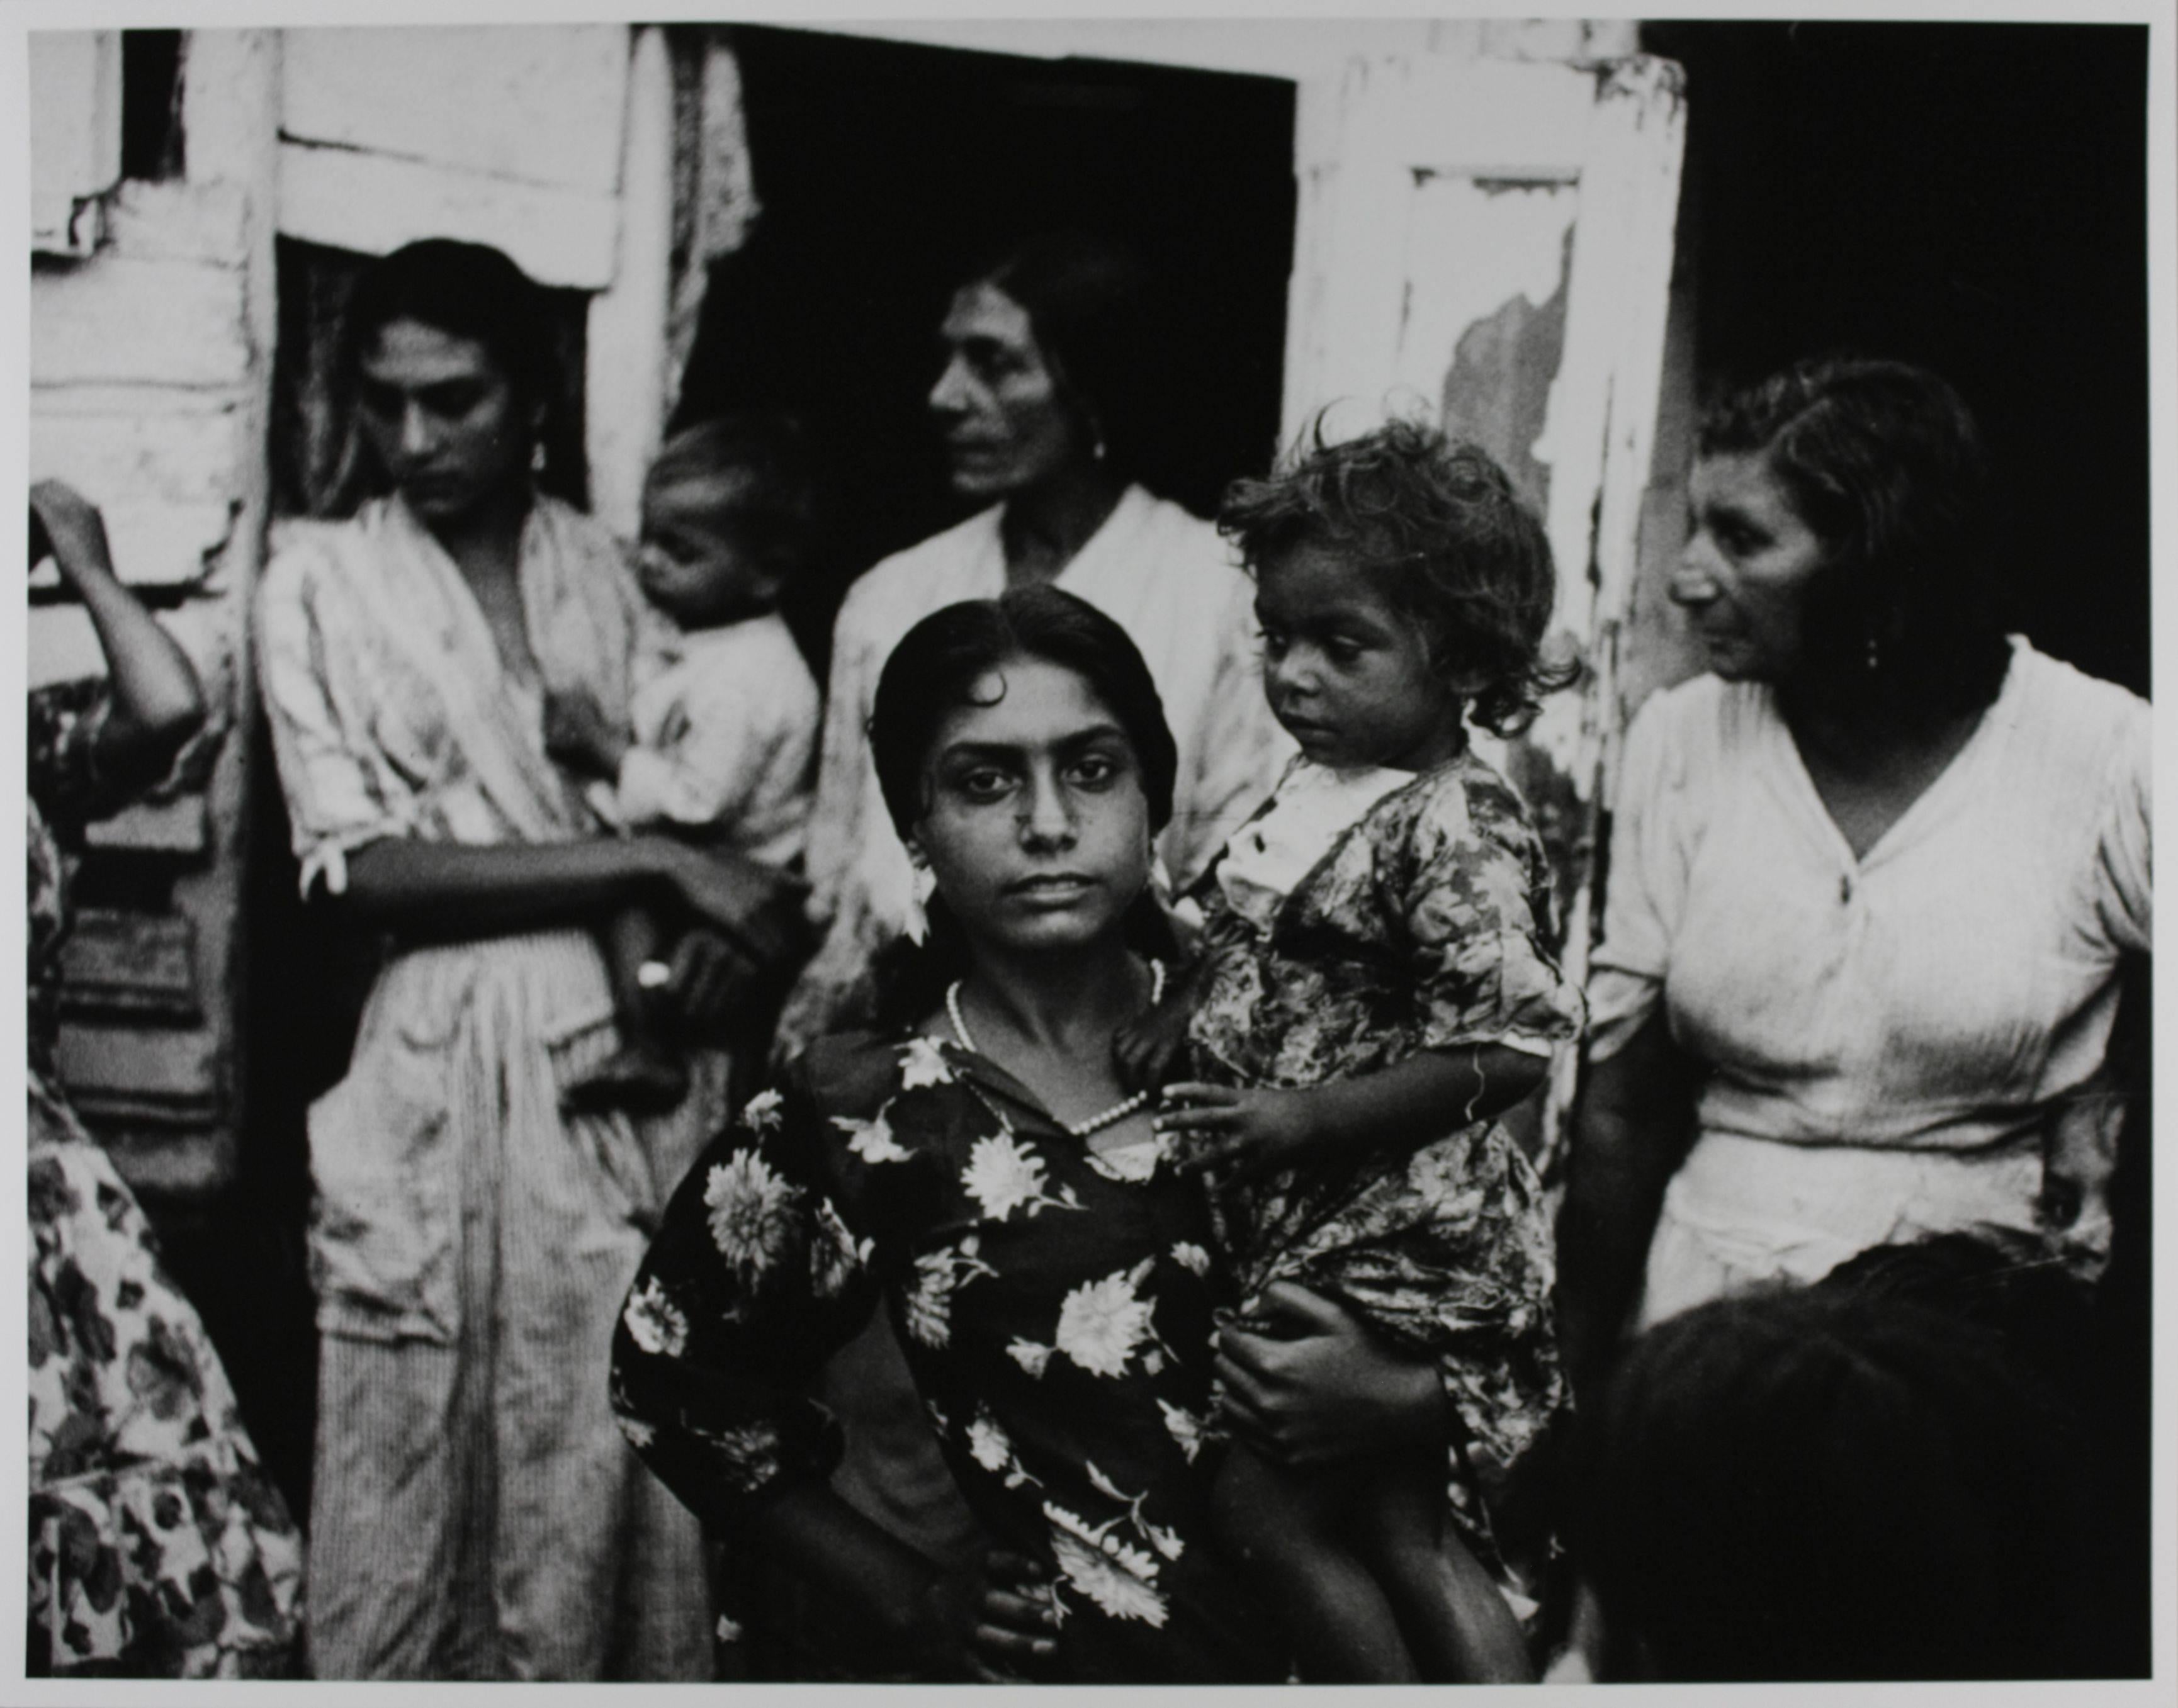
left=1554, top=1009, right=1703, bottom=1402
left=33, top=480, right=205, bottom=792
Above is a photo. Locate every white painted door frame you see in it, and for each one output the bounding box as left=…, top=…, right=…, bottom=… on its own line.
left=1282, top=53, right=1688, bottom=1171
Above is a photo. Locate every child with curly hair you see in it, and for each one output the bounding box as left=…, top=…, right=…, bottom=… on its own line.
left=1125, top=420, right=1583, bottom=1681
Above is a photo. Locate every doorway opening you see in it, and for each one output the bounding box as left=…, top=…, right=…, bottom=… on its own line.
left=672, top=25, right=1299, bottom=670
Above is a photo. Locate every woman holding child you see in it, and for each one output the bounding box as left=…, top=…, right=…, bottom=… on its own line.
left=1557, top=358, right=2153, bottom=1395
left=256, top=239, right=806, bottom=1678
left=614, top=421, right=1579, bottom=1682
left=770, top=229, right=1290, bottom=1604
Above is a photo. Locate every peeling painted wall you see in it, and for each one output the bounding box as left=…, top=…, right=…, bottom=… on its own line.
left=30, top=30, right=281, bottom=1201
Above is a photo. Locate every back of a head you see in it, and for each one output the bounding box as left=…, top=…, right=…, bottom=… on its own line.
left=1574, top=1285, right=2091, bottom=1681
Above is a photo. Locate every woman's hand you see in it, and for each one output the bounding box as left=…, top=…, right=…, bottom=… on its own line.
left=543, top=685, right=628, bottom=780
left=1112, top=979, right=1195, bottom=1095
left=1155, top=1082, right=1322, bottom=1183
left=652, top=926, right=752, bottom=1033
left=1216, top=1282, right=1446, bottom=1468
left=917, top=1549, right=1061, bottom=1682
left=30, top=480, right=116, bottom=584
left=656, top=842, right=808, bottom=970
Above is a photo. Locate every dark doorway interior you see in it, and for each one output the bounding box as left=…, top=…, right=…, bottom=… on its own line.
left=1646, top=20, right=2150, bottom=698
left=673, top=26, right=1298, bottom=673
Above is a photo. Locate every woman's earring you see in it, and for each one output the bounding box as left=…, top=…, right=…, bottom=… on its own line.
left=1865, top=633, right=1882, bottom=674
left=904, top=860, right=937, bottom=946
left=531, top=441, right=548, bottom=475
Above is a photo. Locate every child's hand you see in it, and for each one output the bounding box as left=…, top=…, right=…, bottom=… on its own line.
left=1154, top=1082, right=1323, bottom=1183
left=1112, top=982, right=1195, bottom=1096
left=543, top=686, right=628, bottom=778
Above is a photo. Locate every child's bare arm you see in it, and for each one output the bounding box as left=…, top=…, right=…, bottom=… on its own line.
left=1158, top=1044, right=1545, bottom=1183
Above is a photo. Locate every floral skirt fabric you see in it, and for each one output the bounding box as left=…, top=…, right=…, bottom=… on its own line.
left=27, top=1077, right=304, bottom=1676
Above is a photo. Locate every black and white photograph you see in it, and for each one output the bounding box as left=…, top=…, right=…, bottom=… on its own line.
left=11, top=4, right=2171, bottom=1695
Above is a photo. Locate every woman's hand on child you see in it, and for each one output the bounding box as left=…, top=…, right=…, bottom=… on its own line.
left=1112, top=983, right=1194, bottom=1095
left=1216, top=1282, right=1448, bottom=1468
left=918, top=1548, right=1059, bottom=1681
left=543, top=685, right=629, bottom=778
left=1154, top=1082, right=1323, bottom=1181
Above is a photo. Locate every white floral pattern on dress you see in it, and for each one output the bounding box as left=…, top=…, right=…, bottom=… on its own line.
left=1085, top=1460, right=1185, bottom=1563
left=740, top=1087, right=786, bottom=1133
left=621, top=1276, right=689, bottom=1357
left=962, top=1131, right=1083, bottom=1222
left=1052, top=1259, right=1160, bottom=1378
left=903, top=1233, right=998, bottom=1349
left=1083, top=1133, right=1172, bottom=1184
left=1045, top=1500, right=1170, bottom=1627
left=833, top=1107, right=910, bottom=1165
left=1007, top=1337, right=1053, bottom=1378
left=704, top=1150, right=800, bottom=1290
left=1168, top=1242, right=1211, bottom=1276
left=809, top=1198, right=872, bottom=1299
left=1156, top=1398, right=1206, bottom=1463
left=898, top=1036, right=956, bottom=1089
left=689, top=1420, right=786, bottom=1493
left=966, top=1404, right=1044, bottom=1490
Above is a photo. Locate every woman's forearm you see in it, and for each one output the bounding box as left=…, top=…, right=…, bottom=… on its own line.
left=40, top=497, right=206, bottom=787
left=1555, top=1017, right=1703, bottom=1397
left=338, top=836, right=673, bottom=940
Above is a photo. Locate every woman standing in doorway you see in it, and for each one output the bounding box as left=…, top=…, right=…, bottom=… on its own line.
left=256, top=240, right=801, bottom=1679
left=780, top=231, right=1286, bottom=1059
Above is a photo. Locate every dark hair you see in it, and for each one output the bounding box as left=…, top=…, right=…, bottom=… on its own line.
left=1698, top=357, right=2011, bottom=717
left=871, top=584, right=1176, bottom=839
left=341, top=239, right=556, bottom=408
left=647, top=412, right=821, bottom=580
left=973, top=232, right=1159, bottom=480
left=1218, top=417, right=1576, bottom=736
left=1572, top=1276, right=2099, bottom=1681
left=864, top=584, right=1180, bottom=1027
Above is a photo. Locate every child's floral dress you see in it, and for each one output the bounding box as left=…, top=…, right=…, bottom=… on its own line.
left=1187, top=750, right=1584, bottom=1604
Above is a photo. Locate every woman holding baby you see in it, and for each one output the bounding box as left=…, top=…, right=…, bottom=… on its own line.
left=256, top=239, right=809, bottom=1679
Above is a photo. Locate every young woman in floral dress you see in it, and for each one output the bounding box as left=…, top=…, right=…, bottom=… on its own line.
left=612, top=587, right=1462, bottom=1681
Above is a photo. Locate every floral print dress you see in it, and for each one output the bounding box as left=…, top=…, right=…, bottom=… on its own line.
left=1187, top=750, right=1584, bottom=1601
left=610, top=1031, right=1286, bottom=1683
left=27, top=680, right=304, bottom=1677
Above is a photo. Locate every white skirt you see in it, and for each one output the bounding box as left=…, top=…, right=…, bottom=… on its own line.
left=1636, top=1130, right=2046, bottom=1329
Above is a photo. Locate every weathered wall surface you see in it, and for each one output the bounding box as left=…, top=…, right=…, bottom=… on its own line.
left=30, top=31, right=281, bottom=1201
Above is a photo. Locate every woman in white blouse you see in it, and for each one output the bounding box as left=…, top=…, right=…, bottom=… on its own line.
left=777, top=232, right=1287, bottom=1063
left=1556, top=358, right=2150, bottom=1396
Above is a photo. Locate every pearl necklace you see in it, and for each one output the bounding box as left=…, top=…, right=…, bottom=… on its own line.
left=945, top=959, right=1166, bottom=1139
